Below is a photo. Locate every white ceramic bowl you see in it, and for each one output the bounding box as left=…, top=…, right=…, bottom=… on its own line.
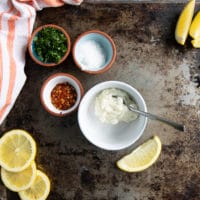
left=78, top=81, right=148, bottom=151
left=40, top=73, right=84, bottom=116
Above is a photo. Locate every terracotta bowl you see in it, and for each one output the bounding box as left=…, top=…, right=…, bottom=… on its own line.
left=40, top=73, right=84, bottom=116
left=72, top=30, right=116, bottom=74
left=29, top=24, right=71, bottom=67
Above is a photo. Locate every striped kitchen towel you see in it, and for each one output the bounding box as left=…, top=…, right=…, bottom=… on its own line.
left=0, top=0, right=83, bottom=125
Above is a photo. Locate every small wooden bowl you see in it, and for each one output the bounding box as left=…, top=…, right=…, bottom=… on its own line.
left=29, top=24, right=71, bottom=67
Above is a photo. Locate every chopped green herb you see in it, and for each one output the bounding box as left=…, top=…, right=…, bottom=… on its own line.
left=33, top=27, right=68, bottom=63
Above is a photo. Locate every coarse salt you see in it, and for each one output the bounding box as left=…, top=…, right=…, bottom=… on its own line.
left=76, top=40, right=106, bottom=70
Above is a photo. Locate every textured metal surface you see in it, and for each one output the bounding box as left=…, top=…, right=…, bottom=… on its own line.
left=85, top=0, right=200, bottom=3
left=0, top=3, right=200, bottom=200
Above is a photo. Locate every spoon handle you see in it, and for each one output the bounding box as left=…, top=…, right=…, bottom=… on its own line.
left=128, top=105, right=185, bottom=132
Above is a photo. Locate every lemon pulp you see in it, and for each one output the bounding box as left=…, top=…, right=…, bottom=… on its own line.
left=1, top=162, right=37, bottom=192
left=18, top=170, right=51, bottom=200
left=0, top=129, right=36, bottom=172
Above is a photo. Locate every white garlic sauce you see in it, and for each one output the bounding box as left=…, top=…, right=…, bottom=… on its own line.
left=95, top=88, right=138, bottom=124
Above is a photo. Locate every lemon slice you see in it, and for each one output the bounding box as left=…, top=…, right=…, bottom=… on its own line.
left=175, top=0, right=195, bottom=45
left=18, top=170, right=51, bottom=200
left=117, top=136, right=162, bottom=172
left=0, top=129, right=36, bottom=172
left=1, top=162, right=36, bottom=192
left=189, top=11, right=200, bottom=39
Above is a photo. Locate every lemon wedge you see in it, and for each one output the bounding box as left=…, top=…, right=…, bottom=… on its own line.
left=1, top=162, right=36, bottom=192
left=175, top=0, right=195, bottom=45
left=117, top=136, right=162, bottom=172
left=189, top=11, right=200, bottom=39
left=191, top=39, right=200, bottom=47
left=0, top=129, right=36, bottom=172
left=18, top=170, right=51, bottom=200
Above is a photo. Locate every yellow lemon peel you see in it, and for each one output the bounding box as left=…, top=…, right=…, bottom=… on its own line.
left=1, top=162, right=37, bottom=192
left=190, top=11, right=200, bottom=39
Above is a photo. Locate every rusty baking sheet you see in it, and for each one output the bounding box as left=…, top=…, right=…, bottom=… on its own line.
left=0, top=2, right=200, bottom=200
left=85, top=0, right=200, bottom=3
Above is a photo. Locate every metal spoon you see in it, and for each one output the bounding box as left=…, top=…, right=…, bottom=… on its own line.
left=112, top=95, right=185, bottom=132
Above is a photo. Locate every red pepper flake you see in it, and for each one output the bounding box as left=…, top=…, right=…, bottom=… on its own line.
left=51, top=82, right=77, bottom=110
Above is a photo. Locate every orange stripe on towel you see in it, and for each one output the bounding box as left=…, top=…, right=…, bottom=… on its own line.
left=0, top=12, right=20, bottom=119
left=0, top=5, right=14, bottom=97
left=42, top=0, right=64, bottom=7
left=26, top=6, right=34, bottom=40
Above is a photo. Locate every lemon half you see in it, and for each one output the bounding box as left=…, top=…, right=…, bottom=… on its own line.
left=117, top=136, right=162, bottom=172
left=18, top=170, right=51, bottom=200
left=1, top=162, right=37, bottom=192
left=0, top=129, right=36, bottom=172
left=175, top=0, right=195, bottom=45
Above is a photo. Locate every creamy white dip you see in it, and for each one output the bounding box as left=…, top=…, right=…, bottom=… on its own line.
left=95, top=88, right=138, bottom=124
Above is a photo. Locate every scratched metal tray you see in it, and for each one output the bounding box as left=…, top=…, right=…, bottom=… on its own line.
left=1, top=2, right=200, bottom=200
left=85, top=0, right=200, bottom=3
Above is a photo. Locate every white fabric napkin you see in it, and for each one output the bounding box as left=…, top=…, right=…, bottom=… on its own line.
left=0, top=0, right=83, bottom=125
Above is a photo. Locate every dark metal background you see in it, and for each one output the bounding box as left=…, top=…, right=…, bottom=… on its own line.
left=0, top=3, right=200, bottom=200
